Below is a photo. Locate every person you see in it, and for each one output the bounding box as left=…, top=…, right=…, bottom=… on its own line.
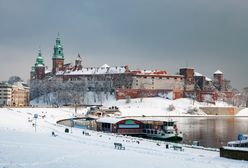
left=52, top=131, right=57, bottom=137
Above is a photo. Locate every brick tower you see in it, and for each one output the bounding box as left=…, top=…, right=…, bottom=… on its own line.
left=34, top=49, right=45, bottom=80
left=52, top=33, right=64, bottom=74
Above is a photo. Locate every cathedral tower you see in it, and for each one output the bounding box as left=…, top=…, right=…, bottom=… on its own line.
left=52, top=33, right=64, bottom=74
left=75, top=53, right=82, bottom=69
left=34, top=49, right=45, bottom=80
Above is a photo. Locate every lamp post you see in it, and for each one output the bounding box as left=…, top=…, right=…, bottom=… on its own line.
left=33, top=113, right=38, bottom=132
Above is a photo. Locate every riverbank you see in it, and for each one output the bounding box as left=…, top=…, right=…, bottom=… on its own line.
left=0, top=107, right=247, bottom=168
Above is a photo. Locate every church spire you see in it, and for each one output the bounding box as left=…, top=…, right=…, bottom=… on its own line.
left=53, top=32, right=64, bottom=59
left=52, top=33, right=64, bottom=74
left=75, top=53, right=82, bottom=68
left=56, top=32, right=61, bottom=45
left=35, top=48, right=45, bottom=67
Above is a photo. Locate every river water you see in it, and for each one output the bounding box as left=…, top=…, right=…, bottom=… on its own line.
left=171, top=116, right=248, bottom=148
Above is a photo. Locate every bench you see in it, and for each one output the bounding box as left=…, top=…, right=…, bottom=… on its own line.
left=85, top=132, right=90, bottom=136
left=173, top=145, right=184, bottom=151
left=114, top=143, right=125, bottom=150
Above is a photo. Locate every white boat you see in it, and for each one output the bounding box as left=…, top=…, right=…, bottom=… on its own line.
left=143, top=119, right=183, bottom=141
left=227, top=134, right=248, bottom=148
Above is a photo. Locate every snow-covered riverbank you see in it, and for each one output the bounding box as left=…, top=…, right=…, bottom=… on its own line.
left=0, top=107, right=247, bottom=168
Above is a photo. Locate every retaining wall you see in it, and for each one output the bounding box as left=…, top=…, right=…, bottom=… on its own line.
left=199, top=107, right=243, bottom=115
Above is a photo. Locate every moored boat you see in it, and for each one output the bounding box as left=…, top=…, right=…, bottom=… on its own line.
left=227, top=134, right=248, bottom=148
left=142, top=119, right=183, bottom=141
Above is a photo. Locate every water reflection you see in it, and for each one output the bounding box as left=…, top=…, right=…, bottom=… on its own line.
left=172, top=117, right=248, bottom=148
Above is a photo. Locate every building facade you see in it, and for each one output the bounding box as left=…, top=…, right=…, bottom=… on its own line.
left=0, top=82, right=29, bottom=107
left=131, top=70, right=184, bottom=91
left=0, top=83, right=12, bottom=106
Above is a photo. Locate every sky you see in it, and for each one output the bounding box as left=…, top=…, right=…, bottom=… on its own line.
left=0, top=0, right=248, bottom=89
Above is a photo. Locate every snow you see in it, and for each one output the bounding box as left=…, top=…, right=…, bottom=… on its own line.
left=205, top=77, right=212, bottom=81
left=214, top=70, right=223, bottom=75
left=31, top=93, right=235, bottom=116
left=194, top=72, right=203, bottom=77
left=103, top=97, right=208, bottom=116
left=56, top=66, right=127, bottom=76
left=223, top=146, right=248, bottom=152
left=236, top=108, right=248, bottom=116
left=97, top=117, right=126, bottom=124
left=101, top=64, right=110, bottom=68
left=0, top=107, right=247, bottom=168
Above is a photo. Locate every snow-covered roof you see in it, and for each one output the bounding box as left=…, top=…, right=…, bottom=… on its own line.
left=194, top=72, right=203, bottom=77
left=57, top=66, right=127, bottom=76
left=96, top=117, right=126, bottom=124
left=214, top=70, right=223, bottom=75
left=205, top=77, right=212, bottom=81
left=101, top=64, right=110, bottom=68
left=132, top=70, right=167, bottom=75
left=179, top=67, right=195, bottom=70
left=56, top=71, right=64, bottom=75
left=45, top=70, right=51, bottom=74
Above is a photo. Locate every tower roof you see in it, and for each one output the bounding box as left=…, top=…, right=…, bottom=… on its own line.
left=53, top=32, right=64, bottom=59
left=35, top=49, right=45, bottom=67
left=76, top=53, right=82, bottom=61
left=214, top=70, right=223, bottom=75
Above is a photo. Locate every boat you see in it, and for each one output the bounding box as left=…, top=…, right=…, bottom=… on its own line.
left=227, top=134, right=248, bottom=148
left=142, top=119, right=183, bottom=141
left=220, top=134, right=248, bottom=161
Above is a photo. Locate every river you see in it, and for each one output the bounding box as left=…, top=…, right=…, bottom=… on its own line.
left=61, top=116, right=248, bottom=148
left=172, top=116, right=248, bottom=148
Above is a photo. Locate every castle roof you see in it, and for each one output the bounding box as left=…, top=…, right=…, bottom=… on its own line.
left=194, top=72, right=203, bottom=77
left=214, top=70, right=223, bottom=75
left=56, top=65, right=128, bottom=76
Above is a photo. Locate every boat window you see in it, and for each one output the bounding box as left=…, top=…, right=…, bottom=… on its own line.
left=151, top=130, right=154, bottom=134
left=143, top=130, right=146, bottom=133
left=161, top=133, right=165, bottom=136
left=155, top=130, right=157, bottom=134
left=147, top=130, right=150, bottom=134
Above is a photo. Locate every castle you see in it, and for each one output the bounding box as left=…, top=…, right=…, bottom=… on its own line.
left=30, top=34, right=234, bottom=104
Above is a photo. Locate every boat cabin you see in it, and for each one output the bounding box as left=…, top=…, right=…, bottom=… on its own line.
left=96, top=117, right=144, bottom=135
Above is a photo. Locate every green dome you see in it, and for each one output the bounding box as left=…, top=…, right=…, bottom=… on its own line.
left=53, top=33, right=64, bottom=59
left=35, top=49, right=45, bottom=67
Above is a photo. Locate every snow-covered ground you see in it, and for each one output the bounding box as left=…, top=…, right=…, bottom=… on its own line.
left=236, top=108, right=248, bottom=116
left=0, top=107, right=247, bottom=168
left=102, top=97, right=236, bottom=117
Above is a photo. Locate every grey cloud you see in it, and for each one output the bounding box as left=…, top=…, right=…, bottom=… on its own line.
left=0, top=0, right=248, bottom=89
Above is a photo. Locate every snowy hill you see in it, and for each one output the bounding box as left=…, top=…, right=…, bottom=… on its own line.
left=31, top=92, right=235, bottom=117
left=0, top=107, right=247, bottom=168
left=236, top=108, right=248, bottom=116
left=103, top=97, right=207, bottom=116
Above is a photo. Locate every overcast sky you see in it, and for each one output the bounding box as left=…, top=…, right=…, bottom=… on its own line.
left=0, top=0, right=248, bottom=89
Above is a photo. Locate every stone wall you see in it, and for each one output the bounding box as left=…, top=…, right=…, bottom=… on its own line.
left=199, top=107, right=243, bottom=115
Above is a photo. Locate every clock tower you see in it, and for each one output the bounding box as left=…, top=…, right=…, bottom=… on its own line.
left=52, top=33, right=64, bottom=74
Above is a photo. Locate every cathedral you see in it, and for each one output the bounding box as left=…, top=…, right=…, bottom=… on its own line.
left=31, top=33, right=66, bottom=80
left=30, top=34, right=132, bottom=90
